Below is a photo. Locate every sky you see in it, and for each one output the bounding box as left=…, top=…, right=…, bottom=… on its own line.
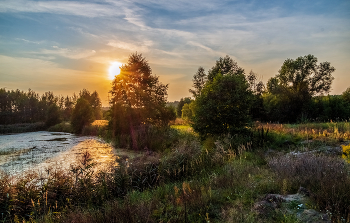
left=1, top=0, right=349, bottom=106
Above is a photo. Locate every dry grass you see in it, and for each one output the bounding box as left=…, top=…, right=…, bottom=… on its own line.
left=268, top=153, right=350, bottom=221
left=257, top=121, right=350, bottom=143
left=91, top=120, right=108, bottom=127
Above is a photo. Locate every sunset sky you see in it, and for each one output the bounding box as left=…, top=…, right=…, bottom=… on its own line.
left=1, top=0, right=349, bottom=106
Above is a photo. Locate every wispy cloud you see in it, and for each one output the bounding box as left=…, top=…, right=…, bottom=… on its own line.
left=107, top=40, right=153, bottom=52
left=39, top=46, right=96, bottom=60
left=15, top=38, right=43, bottom=44
left=0, top=0, right=126, bottom=18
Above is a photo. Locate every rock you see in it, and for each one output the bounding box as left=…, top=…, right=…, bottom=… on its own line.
left=297, top=186, right=310, bottom=197
left=253, top=194, right=285, bottom=216
left=253, top=192, right=330, bottom=222
left=298, top=209, right=330, bottom=223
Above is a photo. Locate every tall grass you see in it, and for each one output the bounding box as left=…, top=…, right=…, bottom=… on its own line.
left=268, top=153, right=350, bottom=221
left=256, top=121, right=350, bottom=147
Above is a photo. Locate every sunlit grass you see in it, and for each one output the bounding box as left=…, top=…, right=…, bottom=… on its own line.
left=257, top=121, right=350, bottom=145
left=171, top=124, right=193, bottom=132
left=91, top=120, right=108, bottom=127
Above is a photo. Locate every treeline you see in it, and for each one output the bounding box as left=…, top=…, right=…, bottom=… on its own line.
left=177, top=55, right=350, bottom=137
left=0, top=88, right=102, bottom=127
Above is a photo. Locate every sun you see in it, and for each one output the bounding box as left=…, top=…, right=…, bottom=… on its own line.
left=108, top=61, right=123, bottom=80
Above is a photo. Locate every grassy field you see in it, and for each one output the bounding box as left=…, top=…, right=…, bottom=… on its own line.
left=1, top=121, right=350, bottom=222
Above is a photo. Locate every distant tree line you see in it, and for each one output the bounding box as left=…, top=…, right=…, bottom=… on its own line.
left=0, top=88, right=102, bottom=128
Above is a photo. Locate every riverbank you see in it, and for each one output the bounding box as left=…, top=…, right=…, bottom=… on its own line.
left=0, top=122, right=46, bottom=134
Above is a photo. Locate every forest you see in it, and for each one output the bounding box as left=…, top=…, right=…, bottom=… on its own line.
left=1, top=53, right=350, bottom=222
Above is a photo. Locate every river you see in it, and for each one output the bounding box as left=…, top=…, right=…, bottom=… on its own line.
left=0, top=131, right=120, bottom=178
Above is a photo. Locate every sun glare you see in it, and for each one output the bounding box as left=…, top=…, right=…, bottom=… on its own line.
left=108, top=61, right=122, bottom=80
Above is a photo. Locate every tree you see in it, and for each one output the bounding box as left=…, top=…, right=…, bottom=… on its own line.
left=109, top=53, right=170, bottom=148
left=161, top=106, right=177, bottom=124
left=246, top=71, right=266, bottom=121
left=90, top=91, right=102, bottom=120
left=181, top=103, right=192, bottom=120
left=266, top=54, right=335, bottom=122
left=189, top=67, right=207, bottom=98
left=191, top=71, right=253, bottom=138
left=45, top=104, right=61, bottom=127
left=79, top=89, right=102, bottom=120
left=176, top=97, right=192, bottom=117
left=342, top=87, right=350, bottom=103
left=71, top=98, right=94, bottom=134
left=207, top=55, right=245, bottom=82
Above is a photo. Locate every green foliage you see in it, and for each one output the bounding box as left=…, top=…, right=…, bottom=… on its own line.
left=109, top=53, right=171, bottom=149
left=47, top=122, right=73, bottom=133
left=45, top=104, right=61, bottom=127
left=71, top=98, right=94, bottom=134
left=181, top=103, right=192, bottom=120
left=189, top=66, right=207, bottom=98
left=79, top=89, right=102, bottom=120
left=176, top=97, right=192, bottom=117
left=265, top=54, right=335, bottom=122
left=191, top=73, right=254, bottom=138
left=161, top=105, right=177, bottom=125
left=342, top=87, right=350, bottom=103
left=207, top=55, right=245, bottom=82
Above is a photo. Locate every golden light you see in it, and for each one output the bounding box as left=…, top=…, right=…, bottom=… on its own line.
left=108, top=61, right=123, bottom=80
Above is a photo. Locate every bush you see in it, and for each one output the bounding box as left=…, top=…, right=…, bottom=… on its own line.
left=47, top=122, right=73, bottom=133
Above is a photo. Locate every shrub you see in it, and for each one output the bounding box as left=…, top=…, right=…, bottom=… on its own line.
left=47, top=122, right=73, bottom=133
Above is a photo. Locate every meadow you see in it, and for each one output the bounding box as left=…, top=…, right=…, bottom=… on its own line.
left=1, top=120, right=349, bottom=223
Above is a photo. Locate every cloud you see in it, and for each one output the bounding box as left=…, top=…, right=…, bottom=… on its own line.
left=107, top=40, right=153, bottom=52
left=15, top=38, right=42, bottom=44
left=0, top=0, right=126, bottom=18
left=39, top=46, right=96, bottom=60
left=1, top=0, right=349, bottom=101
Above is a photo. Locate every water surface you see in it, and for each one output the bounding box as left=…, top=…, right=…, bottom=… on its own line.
left=0, top=131, right=118, bottom=177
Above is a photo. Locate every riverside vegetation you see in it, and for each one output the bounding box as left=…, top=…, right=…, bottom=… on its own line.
left=1, top=53, right=350, bottom=222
